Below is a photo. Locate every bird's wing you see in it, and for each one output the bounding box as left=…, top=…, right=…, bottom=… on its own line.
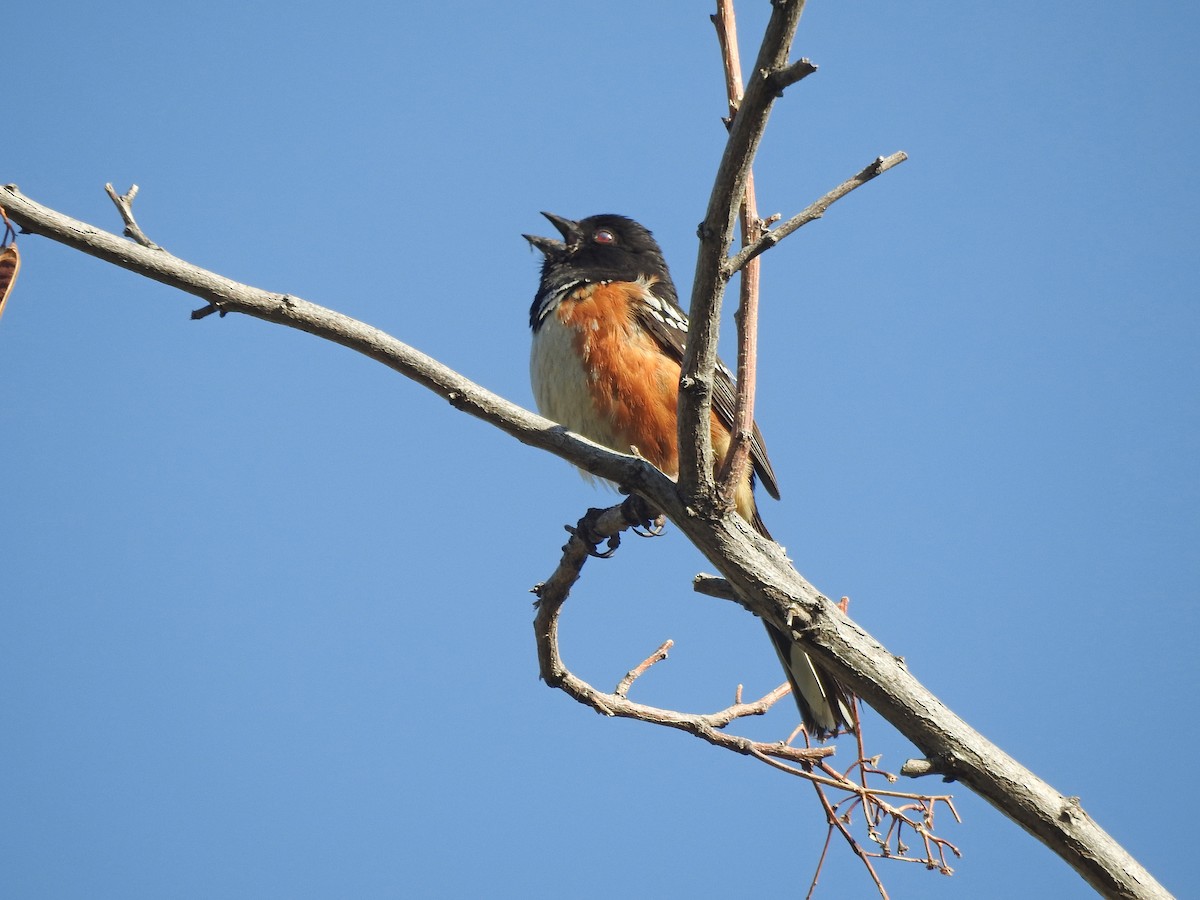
left=636, top=280, right=780, bottom=499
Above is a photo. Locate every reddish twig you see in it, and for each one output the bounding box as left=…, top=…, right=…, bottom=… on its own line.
left=813, top=755, right=962, bottom=874
left=804, top=826, right=836, bottom=900
left=615, top=639, right=674, bottom=698
left=809, top=776, right=890, bottom=899
left=711, top=0, right=763, bottom=507
left=676, top=0, right=806, bottom=513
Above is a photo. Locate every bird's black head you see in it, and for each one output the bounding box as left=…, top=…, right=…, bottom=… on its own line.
left=524, top=212, right=675, bottom=329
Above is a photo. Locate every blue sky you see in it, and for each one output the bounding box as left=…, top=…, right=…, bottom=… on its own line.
left=3, top=2, right=1196, bottom=897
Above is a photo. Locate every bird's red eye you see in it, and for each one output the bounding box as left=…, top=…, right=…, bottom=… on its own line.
left=593, top=229, right=615, bottom=244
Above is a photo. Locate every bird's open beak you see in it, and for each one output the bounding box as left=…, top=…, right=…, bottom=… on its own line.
left=522, top=211, right=581, bottom=256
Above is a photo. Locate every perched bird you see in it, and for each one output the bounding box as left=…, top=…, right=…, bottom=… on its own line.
left=524, top=212, right=853, bottom=738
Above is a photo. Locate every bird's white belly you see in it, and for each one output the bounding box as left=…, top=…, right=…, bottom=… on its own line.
left=530, top=315, right=626, bottom=454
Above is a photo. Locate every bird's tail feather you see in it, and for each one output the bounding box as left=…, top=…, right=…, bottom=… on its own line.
left=764, top=622, right=854, bottom=739
left=749, top=500, right=854, bottom=739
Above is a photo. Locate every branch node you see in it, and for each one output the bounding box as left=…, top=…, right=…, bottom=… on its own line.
left=104, top=183, right=163, bottom=251
left=901, top=758, right=939, bottom=779
left=692, top=573, right=735, bottom=600
left=190, top=303, right=224, bottom=320
left=766, top=57, right=818, bottom=95
left=1059, top=796, right=1084, bottom=823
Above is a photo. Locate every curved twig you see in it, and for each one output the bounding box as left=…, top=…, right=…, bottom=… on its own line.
left=531, top=503, right=830, bottom=765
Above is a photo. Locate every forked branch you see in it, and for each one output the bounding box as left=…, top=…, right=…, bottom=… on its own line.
left=534, top=501, right=962, bottom=897
left=531, top=504, right=833, bottom=765
left=103, top=183, right=162, bottom=250
left=725, top=151, right=909, bottom=277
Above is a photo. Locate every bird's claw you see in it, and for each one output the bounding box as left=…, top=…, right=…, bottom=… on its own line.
left=566, top=508, right=621, bottom=558
left=621, top=494, right=666, bottom=537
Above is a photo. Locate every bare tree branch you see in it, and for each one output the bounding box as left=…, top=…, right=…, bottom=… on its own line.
left=0, top=0, right=1169, bottom=884
left=0, top=183, right=680, bottom=505
left=531, top=498, right=963, bottom=895
left=677, top=0, right=807, bottom=514
left=614, top=639, right=674, bottom=699
left=771, top=58, right=819, bottom=92
left=530, top=506, right=833, bottom=766
left=103, top=182, right=162, bottom=250
left=0, top=178, right=1171, bottom=897
left=725, top=151, right=909, bottom=276
left=711, top=0, right=765, bottom=510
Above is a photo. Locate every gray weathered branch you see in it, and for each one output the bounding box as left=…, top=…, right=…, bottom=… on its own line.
left=0, top=181, right=1169, bottom=897
left=724, top=151, right=909, bottom=276
left=677, top=0, right=808, bottom=512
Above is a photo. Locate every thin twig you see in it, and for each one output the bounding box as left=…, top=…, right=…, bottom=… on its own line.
left=814, top=757, right=963, bottom=872
left=805, top=826, right=836, bottom=900
left=810, top=777, right=890, bottom=899
left=725, top=152, right=908, bottom=276
left=1, top=204, right=17, bottom=244
left=614, top=639, right=674, bottom=698
left=711, top=0, right=763, bottom=508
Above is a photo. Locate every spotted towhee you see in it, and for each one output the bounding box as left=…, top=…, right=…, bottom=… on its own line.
left=524, top=212, right=853, bottom=738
